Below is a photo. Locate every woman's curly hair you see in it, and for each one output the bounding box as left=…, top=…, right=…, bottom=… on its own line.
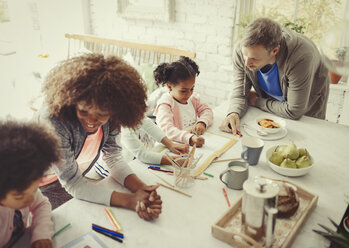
left=154, top=56, right=200, bottom=87
left=43, top=53, right=147, bottom=131
left=0, top=120, right=60, bottom=200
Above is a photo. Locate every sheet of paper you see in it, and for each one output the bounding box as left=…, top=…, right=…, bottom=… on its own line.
left=61, top=232, right=107, bottom=248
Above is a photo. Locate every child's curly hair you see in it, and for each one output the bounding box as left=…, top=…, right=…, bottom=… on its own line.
left=0, top=120, right=60, bottom=200
left=43, top=53, right=147, bottom=131
left=154, top=56, right=200, bottom=87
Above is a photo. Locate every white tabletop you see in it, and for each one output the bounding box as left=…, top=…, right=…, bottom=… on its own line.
left=16, top=104, right=349, bottom=248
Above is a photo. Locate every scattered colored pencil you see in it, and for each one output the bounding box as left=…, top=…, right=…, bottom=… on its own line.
left=92, top=227, right=123, bottom=243
left=52, top=223, right=71, bottom=238
left=222, top=188, right=231, bottom=207
left=104, top=207, right=122, bottom=231
left=235, top=130, right=243, bottom=138
left=92, top=223, right=124, bottom=239
left=203, top=172, right=214, bottom=177
left=148, top=167, right=173, bottom=173
left=149, top=165, right=161, bottom=169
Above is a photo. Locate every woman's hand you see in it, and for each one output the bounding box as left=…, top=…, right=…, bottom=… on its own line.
left=191, top=122, right=206, bottom=135
left=136, top=190, right=162, bottom=220
left=31, top=239, right=52, bottom=248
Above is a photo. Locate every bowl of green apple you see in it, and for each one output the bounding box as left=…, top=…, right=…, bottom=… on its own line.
left=266, top=142, right=314, bottom=177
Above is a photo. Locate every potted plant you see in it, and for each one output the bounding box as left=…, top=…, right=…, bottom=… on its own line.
left=329, top=47, right=348, bottom=84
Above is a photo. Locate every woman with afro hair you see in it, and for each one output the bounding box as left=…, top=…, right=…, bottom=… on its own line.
left=36, top=53, right=161, bottom=220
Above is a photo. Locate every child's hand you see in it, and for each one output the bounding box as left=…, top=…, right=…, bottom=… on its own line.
left=190, top=135, right=205, bottom=147
left=192, top=122, right=206, bottom=135
left=168, top=143, right=189, bottom=155
left=31, top=239, right=52, bottom=248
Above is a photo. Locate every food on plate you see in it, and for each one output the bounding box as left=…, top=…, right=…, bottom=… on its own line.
left=269, top=142, right=312, bottom=169
left=277, top=183, right=299, bottom=218
left=258, top=118, right=280, bottom=129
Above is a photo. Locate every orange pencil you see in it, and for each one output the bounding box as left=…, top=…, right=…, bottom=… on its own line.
left=104, top=208, right=119, bottom=231
left=222, top=188, right=231, bottom=207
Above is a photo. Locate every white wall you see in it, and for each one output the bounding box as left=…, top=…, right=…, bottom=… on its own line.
left=90, top=0, right=238, bottom=107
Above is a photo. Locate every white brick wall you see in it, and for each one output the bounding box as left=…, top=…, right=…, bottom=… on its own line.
left=88, top=0, right=349, bottom=126
left=90, top=0, right=237, bottom=107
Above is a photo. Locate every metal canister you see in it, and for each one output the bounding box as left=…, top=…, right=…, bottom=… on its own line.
left=241, top=177, right=279, bottom=247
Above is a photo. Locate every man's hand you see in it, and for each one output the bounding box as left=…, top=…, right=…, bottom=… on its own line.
left=219, top=113, right=240, bottom=135
left=248, top=90, right=259, bottom=106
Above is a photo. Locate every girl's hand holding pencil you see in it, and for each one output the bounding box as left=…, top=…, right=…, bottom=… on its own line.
left=191, top=122, right=206, bottom=135
left=190, top=135, right=205, bottom=147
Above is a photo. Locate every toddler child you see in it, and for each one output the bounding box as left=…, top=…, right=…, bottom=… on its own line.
left=0, top=120, right=60, bottom=248
left=154, top=56, right=213, bottom=147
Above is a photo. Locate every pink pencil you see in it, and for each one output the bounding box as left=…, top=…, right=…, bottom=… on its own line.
left=104, top=208, right=119, bottom=231
left=222, top=188, right=231, bottom=207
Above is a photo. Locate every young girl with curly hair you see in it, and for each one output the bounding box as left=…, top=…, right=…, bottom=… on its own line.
left=153, top=56, right=213, bottom=147
left=37, top=53, right=161, bottom=220
left=0, top=120, right=60, bottom=248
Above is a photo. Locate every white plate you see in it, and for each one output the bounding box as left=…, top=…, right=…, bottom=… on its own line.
left=243, top=122, right=288, bottom=141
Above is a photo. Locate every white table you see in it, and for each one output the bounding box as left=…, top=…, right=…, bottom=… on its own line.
left=16, top=104, right=349, bottom=248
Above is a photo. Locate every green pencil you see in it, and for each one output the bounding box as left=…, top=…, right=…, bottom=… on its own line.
left=203, top=172, right=214, bottom=177
left=193, top=130, right=200, bottom=137
left=52, top=223, right=71, bottom=238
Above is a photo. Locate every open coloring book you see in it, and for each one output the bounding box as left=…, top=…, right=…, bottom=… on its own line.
left=156, top=130, right=238, bottom=176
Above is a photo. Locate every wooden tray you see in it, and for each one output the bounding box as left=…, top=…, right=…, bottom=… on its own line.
left=211, top=178, right=318, bottom=248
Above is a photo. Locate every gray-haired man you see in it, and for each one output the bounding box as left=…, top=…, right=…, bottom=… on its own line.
left=220, top=18, right=329, bottom=134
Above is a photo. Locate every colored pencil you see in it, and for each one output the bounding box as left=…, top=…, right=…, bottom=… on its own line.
left=92, top=227, right=123, bottom=243
left=193, top=130, right=200, bottom=137
left=203, top=172, right=214, bottom=177
left=105, top=208, right=122, bottom=231
left=235, top=130, right=243, bottom=138
left=149, top=165, right=161, bottom=169
left=158, top=182, right=192, bottom=198
left=222, top=188, right=231, bottom=207
left=52, top=223, right=71, bottom=238
left=148, top=167, right=174, bottom=173
left=92, top=224, right=124, bottom=239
